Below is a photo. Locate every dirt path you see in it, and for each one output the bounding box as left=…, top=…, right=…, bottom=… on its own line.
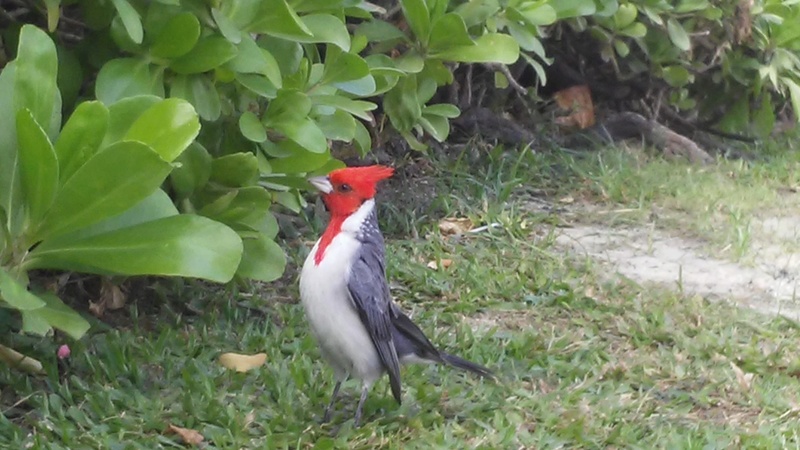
left=551, top=210, right=800, bottom=320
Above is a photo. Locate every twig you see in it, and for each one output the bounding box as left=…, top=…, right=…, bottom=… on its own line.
left=484, top=63, right=528, bottom=97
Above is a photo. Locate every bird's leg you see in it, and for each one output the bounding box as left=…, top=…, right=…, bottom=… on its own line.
left=353, top=384, right=370, bottom=427
left=322, top=380, right=343, bottom=423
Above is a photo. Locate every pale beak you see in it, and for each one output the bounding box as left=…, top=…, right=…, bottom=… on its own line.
left=308, top=176, right=333, bottom=194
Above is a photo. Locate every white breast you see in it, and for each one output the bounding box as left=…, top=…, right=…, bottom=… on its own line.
left=299, top=200, right=383, bottom=385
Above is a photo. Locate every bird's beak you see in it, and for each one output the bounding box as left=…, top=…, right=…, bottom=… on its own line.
left=308, top=176, right=333, bottom=194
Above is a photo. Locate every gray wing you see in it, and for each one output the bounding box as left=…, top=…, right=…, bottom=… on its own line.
left=347, top=240, right=402, bottom=403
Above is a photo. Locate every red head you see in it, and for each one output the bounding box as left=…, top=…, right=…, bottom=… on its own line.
left=309, top=165, right=394, bottom=217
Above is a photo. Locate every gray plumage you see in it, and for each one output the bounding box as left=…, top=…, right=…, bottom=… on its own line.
left=301, top=199, right=493, bottom=427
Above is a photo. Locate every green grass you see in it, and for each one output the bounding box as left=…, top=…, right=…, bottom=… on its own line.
left=524, top=143, right=800, bottom=260
left=3, top=141, right=800, bottom=448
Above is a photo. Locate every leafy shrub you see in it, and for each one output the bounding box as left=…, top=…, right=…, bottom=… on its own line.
left=0, top=26, right=243, bottom=339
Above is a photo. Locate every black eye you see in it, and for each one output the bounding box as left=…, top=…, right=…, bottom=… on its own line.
left=338, top=184, right=352, bottom=192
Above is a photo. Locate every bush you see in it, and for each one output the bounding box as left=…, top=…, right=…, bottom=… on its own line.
left=1, top=0, right=798, bottom=345
left=0, top=26, right=243, bottom=340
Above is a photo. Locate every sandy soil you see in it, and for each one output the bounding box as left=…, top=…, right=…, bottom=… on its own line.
left=553, top=212, right=800, bottom=319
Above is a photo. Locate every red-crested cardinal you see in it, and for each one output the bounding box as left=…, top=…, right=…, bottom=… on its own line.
left=300, top=165, right=493, bottom=426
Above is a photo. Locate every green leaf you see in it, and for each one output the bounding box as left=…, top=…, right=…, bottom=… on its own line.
left=613, top=39, right=630, bottom=57
left=268, top=144, right=332, bottom=173
left=244, top=0, right=313, bottom=38
left=353, top=120, right=371, bottom=156
left=110, top=0, right=143, bottom=44
left=504, top=20, right=539, bottom=53
left=311, top=95, right=376, bottom=121
left=666, top=18, right=691, bottom=51
left=0, top=268, right=45, bottom=311
left=59, top=189, right=178, bottom=241
left=95, top=58, right=164, bottom=105
left=111, top=15, right=141, bottom=53
left=150, top=12, right=201, bottom=58
left=298, top=14, right=351, bottom=50
left=21, top=293, right=90, bottom=339
left=316, top=110, right=356, bottom=141
left=613, top=4, right=637, bottom=29
left=264, top=90, right=329, bottom=153
left=322, top=52, right=370, bottom=84
left=170, top=142, right=212, bottom=200
left=16, top=109, right=58, bottom=224
left=102, top=95, right=161, bottom=146
left=419, top=114, right=450, bottom=141
left=384, top=75, right=421, bottom=132
left=21, top=307, right=51, bottom=336
left=274, top=190, right=302, bottom=212
left=57, top=46, right=83, bottom=110
left=28, top=215, right=243, bottom=283
left=55, top=101, right=109, bottom=185
left=36, top=141, right=173, bottom=241
left=43, top=0, right=61, bottom=32
left=0, top=64, right=23, bottom=235
left=517, top=3, right=558, bottom=25
left=226, top=34, right=282, bottom=87
left=430, top=33, right=519, bottom=63
left=333, top=75, right=377, bottom=96
left=170, top=36, right=238, bottom=74
left=212, top=8, right=243, bottom=44
left=785, top=78, right=800, bottom=124
left=428, top=13, right=474, bottom=53
left=394, top=51, right=425, bottom=73
left=169, top=75, right=222, bottom=121
left=550, top=0, right=596, bottom=19
left=203, top=187, right=270, bottom=228
left=239, top=111, right=267, bottom=143
left=238, top=234, right=286, bottom=282
left=236, top=74, right=278, bottom=98
left=211, top=153, right=259, bottom=187
left=423, top=103, right=460, bottom=118
left=619, top=22, right=647, bottom=38
left=15, top=25, right=59, bottom=136
left=401, top=0, right=431, bottom=42
left=124, top=98, right=200, bottom=162
left=356, top=20, right=406, bottom=43
left=661, top=65, right=692, bottom=87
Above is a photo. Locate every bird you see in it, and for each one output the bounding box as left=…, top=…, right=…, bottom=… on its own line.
left=299, top=164, right=494, bottom=427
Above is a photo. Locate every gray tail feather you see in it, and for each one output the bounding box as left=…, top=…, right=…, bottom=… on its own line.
left=440, top=352, right=495, bottom=379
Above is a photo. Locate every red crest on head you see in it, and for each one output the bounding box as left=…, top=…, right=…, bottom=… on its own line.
left=328, top=165, right=394, bottom=199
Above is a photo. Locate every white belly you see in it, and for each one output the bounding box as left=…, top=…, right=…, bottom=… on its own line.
left=299, top=233, right=383, bottom=385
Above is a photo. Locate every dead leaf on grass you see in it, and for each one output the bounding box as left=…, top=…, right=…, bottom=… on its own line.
left=218, top=352, right=267, bottom=372
left=438, top=217, right=473, bottom=235
left=89, top=278, right=128, bottom=317
left=167, top=424, right=204, bottom=446
left=426, top=259, right=453, bottom=270
left=730, top=361, right=755, bottom=391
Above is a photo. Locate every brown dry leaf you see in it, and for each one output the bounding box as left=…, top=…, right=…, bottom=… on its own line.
left=167, top=424, right=204, bottom=446
left=89, top=278, right=128, bottom=317
left=218, top=352, right=267, bottom=372
left=730, top=361, right=754, bottom=391
left=426, top=259, right=454, bottom=270
left=438, top=217, right=473, bottom=235
left=88, top=300, right=105, bottom=318
left=553, top=84, right=595, bottom=129
left=101, top=278, right=127, bottom=310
